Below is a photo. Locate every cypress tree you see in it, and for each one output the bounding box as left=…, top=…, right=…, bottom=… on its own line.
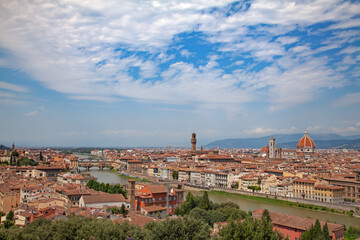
left=199, top=191, right=211, bottom=210
left=6, top=210, right=14, bottom=222
left=323, top=223, right=331, bottom=240
left=312, top=219, right=322, bottom=239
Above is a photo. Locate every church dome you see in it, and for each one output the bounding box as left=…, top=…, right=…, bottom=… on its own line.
left=261, top=145, right=269, bottom=152
left=297, top=130, right=315, bottom=149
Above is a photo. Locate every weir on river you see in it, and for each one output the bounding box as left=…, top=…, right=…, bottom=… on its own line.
left=80, top=167, right=360, bottom=227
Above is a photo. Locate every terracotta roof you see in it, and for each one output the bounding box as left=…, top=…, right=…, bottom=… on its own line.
left=253, top=209, right=343, bottom=233
left=261, top=145, right=269, bottom=152
left=82, top=194, right=126, bottom=204
left=142, top=205, right=167, bottom=213
left=293, top=179, right=317, bottom=184
left=315, top=185, right=344, bottom=190
left=297, top=130, right=316, bottom=149
left=142, top=185, right=167, bottom=194
left=114, top=215, right=159, bottom=228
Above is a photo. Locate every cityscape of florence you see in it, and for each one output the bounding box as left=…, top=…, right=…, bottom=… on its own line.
left=0, top=0, right=360, bottom=239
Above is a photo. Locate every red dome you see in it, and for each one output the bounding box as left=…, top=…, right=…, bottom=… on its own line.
left=261, top=145, right=269, bottom=152
left=297, top=130, right=315, bottom=149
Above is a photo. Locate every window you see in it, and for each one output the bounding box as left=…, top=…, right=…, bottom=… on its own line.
left=159, top=197, right=162, bottom=200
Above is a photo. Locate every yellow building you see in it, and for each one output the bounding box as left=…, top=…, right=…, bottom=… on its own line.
left=314, top=185, right=344, bottom=204
left=293, top=179, right=316, bottom=200
left=293, top=179, right=345, bottom=203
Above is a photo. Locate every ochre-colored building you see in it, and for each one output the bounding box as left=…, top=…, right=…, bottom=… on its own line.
left=135, top=184, right=183, bottom=215
left=293, top=179, right=316, bottom=200
left=314, top=185, right=344, bottom=204
left=0, top=187, right=20, bottom=213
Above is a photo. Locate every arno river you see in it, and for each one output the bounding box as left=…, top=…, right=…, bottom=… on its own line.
left=82, top=168, right=360, bottom=227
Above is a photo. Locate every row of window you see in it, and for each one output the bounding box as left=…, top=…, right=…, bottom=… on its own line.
left=141, top=196, right=179, bottom=203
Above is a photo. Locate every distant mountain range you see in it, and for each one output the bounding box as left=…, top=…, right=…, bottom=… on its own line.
left=205, top=133, right=360, bottom=149
left=0, top=145, right=10, bottom=150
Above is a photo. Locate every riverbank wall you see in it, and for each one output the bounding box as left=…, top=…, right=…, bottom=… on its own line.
left=206, top=187, right=356, bottom=212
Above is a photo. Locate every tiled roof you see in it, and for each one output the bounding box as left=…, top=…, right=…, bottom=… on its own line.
left=253, top=209, right=343, bottom=232
left=82, top=194, right=126, bottom=204
left=142, top=205, right=167, bottom=212
left=142, top=185, right=167, bottom=194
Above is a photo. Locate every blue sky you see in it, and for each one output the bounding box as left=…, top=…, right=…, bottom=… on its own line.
left=0, top=0, right=359, bottom=147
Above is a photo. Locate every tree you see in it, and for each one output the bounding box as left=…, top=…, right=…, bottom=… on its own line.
left=199, top=191, right=211, bottom=211
left=6, top=210, right=14, bottom=222
left=301, top=219, right=330, bottom=240
left=172, top=171, right=179, bottom=180
left=39, top=151, right=44, bottom=161
left=248, top=186, right=261, bottom=192
left=322, top=223, right=331, bottom=240
left=144, top=215, right=210, bottom=240
left=220, top=214, right=282, bottom=240
left=86, top=180, right=127, bottom=197
left=257, top=177, right=262, bottom=186
left=345, top=226, right=360, bottom=240
left=257, top=209, right=278, bottom=240
left=189, top=207, right=222, bottom=226
left=312, top=219, right=323, bottom=240
left=120, top=204, right=128, bottom=217
left=3, top=220, right=14, bottom=229
left=11, top=151, right=19, bottom=157
left=178, top=192, right=197, bottom=215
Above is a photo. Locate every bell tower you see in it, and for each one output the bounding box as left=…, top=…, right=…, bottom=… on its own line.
left=191, top=132, right=197, bottom=151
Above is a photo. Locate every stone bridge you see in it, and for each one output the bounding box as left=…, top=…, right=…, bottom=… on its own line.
left=78, top=160, right=114, bottom=171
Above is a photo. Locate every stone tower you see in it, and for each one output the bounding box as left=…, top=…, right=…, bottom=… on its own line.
left=269, top=137, right=276, bottom=159
left=191, top=132, right=197, bottom=151
left=128, top=179, right=136, bottom=211
left=276, top=148, right=282, bottom=159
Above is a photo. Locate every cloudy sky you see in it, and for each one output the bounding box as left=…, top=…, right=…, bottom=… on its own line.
left=0, top=0, right=359, bottom=147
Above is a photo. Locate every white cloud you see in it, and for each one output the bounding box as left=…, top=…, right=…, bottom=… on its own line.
left=0, top=99, right=28, bottom=105
left=276, top=36, right=298, bottom=45
left=338, top=46, right=360, bottom=55
left=244, top=126, right=298, bottom=135
left=69, top=95, right=119, bottom=102
left=64, top=131, right=87, bottom=136
left=24, top=110, right=39, bottom=116
left=23, top=106, right=45, bottom=116
left=330, top=126, right=359, bottom=134
left=328, top=18, right=360, bottom=29
left=333, top=92, right=360, bottom=107
left=0, top=0, right=358, bottom=111
left=0, top=81, right=28, bottom=93
left=180, top=49, right=193, bottom=58
left=307, top=125, right=323, bottom=132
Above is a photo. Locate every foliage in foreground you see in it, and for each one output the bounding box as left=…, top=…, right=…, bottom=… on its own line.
left=300, top=220, right=331, bottom=240
left=175, top=192, right=249, bottom=226
left=0, top=215, right=209, bottom=240
left=219, top=209, right=283, bottom=240
left=344, top=226, right=360, bottom=240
